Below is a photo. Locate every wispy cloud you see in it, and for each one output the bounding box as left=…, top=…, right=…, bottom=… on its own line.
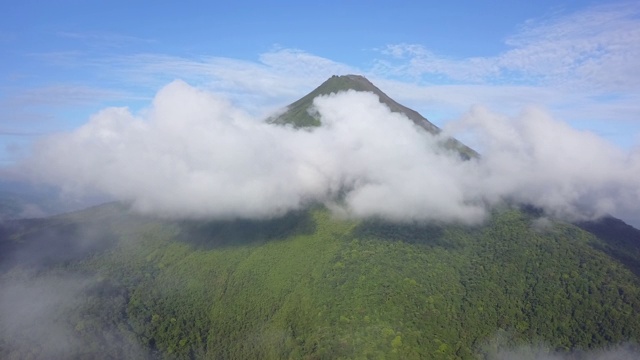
left=129, top=49, right=353, bottom=93
left=4, top=85, right=131, bottom=108
left=0, top=85, right=140, bottom=166
left=376, top=44, right=499, bottom=82
left=24, top=3, right=638, bottom=129
left=92, top=49, right=358, bottom=116
left=0, top=84, right=139, bottom=133
left=502, top=2, right=640, bottom=91
left=376, top=2, right=640, bottom=92
left=57, top=31, right=157, bottom=47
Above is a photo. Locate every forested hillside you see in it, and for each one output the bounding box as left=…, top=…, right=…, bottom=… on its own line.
left=1, top=204, right=640, bottom=359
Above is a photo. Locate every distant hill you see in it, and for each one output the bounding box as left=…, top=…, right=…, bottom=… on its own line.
left=268, top=74, right=478, bottom=159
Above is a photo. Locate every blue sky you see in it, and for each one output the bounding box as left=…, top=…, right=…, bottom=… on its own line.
left=1, top=0, right=639, bottom=166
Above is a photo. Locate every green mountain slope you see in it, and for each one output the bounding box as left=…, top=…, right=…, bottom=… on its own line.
left=268, top=75, right=478, bottom=159
left=2, top=76, right=639, bottom=359
left=1, top=204, right=640, bottom=359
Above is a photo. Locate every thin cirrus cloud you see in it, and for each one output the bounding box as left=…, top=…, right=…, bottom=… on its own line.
left=376, top=2, right=640, bottom=92
left=4, top=85, right=130, bottom=108
left=0, top=84, right=138, bottom=139
left=106, top=49, right=357, bottom=101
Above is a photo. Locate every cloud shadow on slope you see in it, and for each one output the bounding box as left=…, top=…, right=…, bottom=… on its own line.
left=576, top=216, right=640, bottom=278
left=352, top=218, right=458, bottom=249
left=0, top=204, right=127, bottom=271
left=172, top=209, right=317, bottom=250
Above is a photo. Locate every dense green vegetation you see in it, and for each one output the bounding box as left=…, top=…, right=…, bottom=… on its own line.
left=1, top=204, right=640, bottom=359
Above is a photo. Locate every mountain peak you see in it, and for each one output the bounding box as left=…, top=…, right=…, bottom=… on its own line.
left=269, top=75, right=478, bottom=159
left=268, top=74, right=381, bottom=128
left=269, top=74, right=433, bottom=129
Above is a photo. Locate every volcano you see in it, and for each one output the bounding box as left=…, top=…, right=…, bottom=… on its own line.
left=269, top=74, right=478, bottom=159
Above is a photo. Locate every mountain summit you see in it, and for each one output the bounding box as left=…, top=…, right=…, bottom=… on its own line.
left=269, top=75, right=478, bottom=159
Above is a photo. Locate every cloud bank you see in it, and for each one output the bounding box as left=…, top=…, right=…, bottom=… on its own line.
left=18, top=80, right=640, bottom=224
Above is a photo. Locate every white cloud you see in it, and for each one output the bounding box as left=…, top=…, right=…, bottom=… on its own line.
left=367, top=2, right=640, bottom=148
left=3, top=2, right=640, bottom=223
left=377, top=2, right=640, bottom=92
left=19, top=82, right=478, bottom=221
left=0, top=48, right=359, bottom=165
left=501, top=2, right=640, bottom=91
left=450, top=105, right=637, bottom=220
left=13, top=2, right=640, bottom=144
left=17, top=81, right=640, bottom=224
left=378, top=44, right=499, bottom=82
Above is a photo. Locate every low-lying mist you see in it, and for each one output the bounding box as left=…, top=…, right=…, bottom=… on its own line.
left=15, top=80, right=640, bottom=224
left=0, top=270, right=146, bottom=359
